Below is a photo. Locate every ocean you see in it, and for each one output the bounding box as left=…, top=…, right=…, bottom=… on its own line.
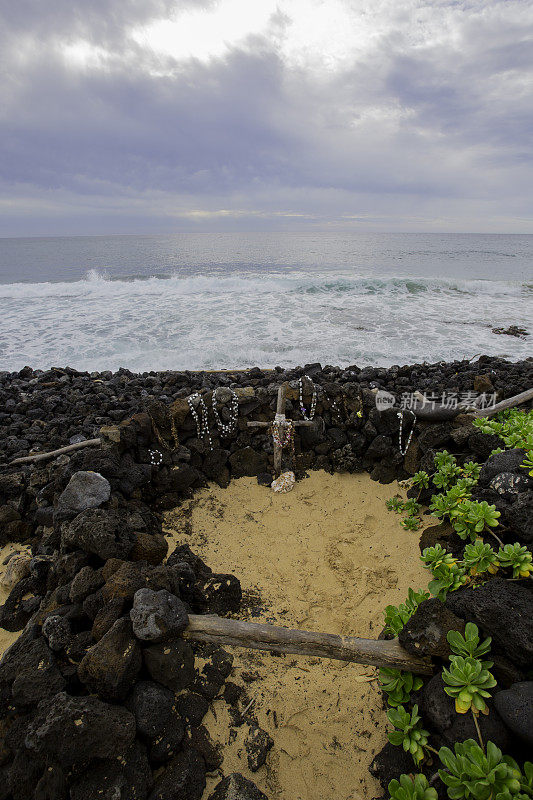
left=0, top=232, right=531, bottom=373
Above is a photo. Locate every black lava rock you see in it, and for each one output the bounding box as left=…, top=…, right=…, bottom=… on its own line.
left=494, top=681, right=533, bottom=748
left=208, top=773, right=268, bottom=800
left=445, top=578, right=533, bottom=669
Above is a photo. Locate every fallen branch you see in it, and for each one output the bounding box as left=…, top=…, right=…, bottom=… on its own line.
left=184, top=614, right=433, bottom=675
left=472, top=387, right=533, bottom=419
left=8, top=438, right=101, bottom=466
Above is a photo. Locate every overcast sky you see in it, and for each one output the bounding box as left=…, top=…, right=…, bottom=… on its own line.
left=1, top=0, right=532, bottom=235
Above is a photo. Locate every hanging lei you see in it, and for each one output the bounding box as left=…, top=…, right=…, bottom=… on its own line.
left=269, top=416, right=295, bottom=465
left=298, top=375, right=317, bottom=420
left=187, top=393, right=213, bottom=451
left=212, top=388, right=239, bottom=437
left=397, top=409, right=416, bottom=456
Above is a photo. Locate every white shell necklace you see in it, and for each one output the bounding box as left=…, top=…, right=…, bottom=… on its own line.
left=187, top=393, right=213, bottom=451
left=298, top=375, right=317, bottom=421
left=397, top=410, right=416, bottom=456
left=212, top=388, right=239, bottom=437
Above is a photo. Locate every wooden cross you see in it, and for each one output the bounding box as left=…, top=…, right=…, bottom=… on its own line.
left=247, top=383, right=315, bottom=474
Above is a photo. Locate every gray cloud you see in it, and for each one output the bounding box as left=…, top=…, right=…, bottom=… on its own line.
left=1, top=0, right=532, bottom=233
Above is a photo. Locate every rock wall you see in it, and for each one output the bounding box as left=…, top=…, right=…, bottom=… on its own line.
left=0, top=356, right=532, bottom=800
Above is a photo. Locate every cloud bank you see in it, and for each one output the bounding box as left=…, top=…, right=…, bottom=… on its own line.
left=1, top=0, right=532, bottom=234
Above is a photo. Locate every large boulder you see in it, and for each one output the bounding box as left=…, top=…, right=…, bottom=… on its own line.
left=494, top=681, right=533, bottom=748
left=229, top=447, right=268, bottom=478
left=446, top=578, right=533, bottom=669
left=69, top=740, right=152, bottom=800
left=24, top=691, right=136, bottom=769
left=478, top=449, right=527, bottom=485
left=143, top=638, right=195, bottom=692
left=130, top=588, right=189, bottom=643
left=419, top=673, right=510, bottom=750
left=57, top=471, right=111, bottom=513
left=399, top=598, right=465, bottom=659
left=78, top=617, right=142, bottom=701
left=62, top=510, right=136, bottom=560
left=126, top=680, right=185, bottom=763
left=505, top=492, right=533, bottom=543
left=148, top=748, right=206, bottom=800
left=0, top=632, right=66, bottom=707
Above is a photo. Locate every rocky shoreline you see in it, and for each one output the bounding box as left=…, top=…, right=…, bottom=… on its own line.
left=0, top=356, right=532, bottom=800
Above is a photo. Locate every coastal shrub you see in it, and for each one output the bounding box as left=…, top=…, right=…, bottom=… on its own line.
left=421, top=543, right=456, bottom=570
left=401, top=515, right=422, bottom=531
left=438, top=740, right=530, bottom=800
left=387, top=497, right=406, bottom=513
left=427, top=562, right=467, bottom=601
left=496, top=543, right=533, bottom=578
left=442, top=656, right=496, bottom=715
left=378, top=667, right=424, bottom=707
left=461, top=542, right=499, bottom=576
left=473, top=407, right=533, bottom=451
left=388, top=774, right=437, bottom=800
left=411, top=470, right=429, bottom=489
left=447, top=623, right=492, bottom=662
left=383, top=588, right=430, bottom=637
left=387, top=704, right=430, bottom=765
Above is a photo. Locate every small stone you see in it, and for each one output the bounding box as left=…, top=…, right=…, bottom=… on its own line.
left=208, top=773, right=268, bottom=800
left=57, top=471, right=111, bottom=513
left=130, top=588, right=189, bottom=642
left=42, top=614, right=71, bottom=652
left=494, top=681, right=533, bottom=747
left=244, top=725, right=273, bottom=772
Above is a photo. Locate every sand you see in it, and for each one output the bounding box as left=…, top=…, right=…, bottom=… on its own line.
left=0, top=542, right=31, bottom=659
left=164, top=471, right=430, bottom=800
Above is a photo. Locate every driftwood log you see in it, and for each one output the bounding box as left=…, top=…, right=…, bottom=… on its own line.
left=184, top=614, right=433, bottom=675
left=7, top=438, right=101, bottom=466
left=472, top=387, right=533, bottom=419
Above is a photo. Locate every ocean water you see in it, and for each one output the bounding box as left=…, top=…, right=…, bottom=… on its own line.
left=0, top=233, right=531, bottom=373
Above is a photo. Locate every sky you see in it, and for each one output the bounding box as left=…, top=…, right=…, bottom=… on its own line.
left=1, top=0, right=532, bottom=235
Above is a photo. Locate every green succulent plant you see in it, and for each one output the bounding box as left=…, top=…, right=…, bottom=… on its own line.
left=447, top=623, right=492, bottom=663
left=428, top=562, right=467, bottom=601
left=462, top=461, right=481, bottom=480
left=452, top=500, right=500, bottom=542
left=401, top=515, right=422, bottom=531
left=388, top=773, right=438, bottom=800
left=421, top=543, right=456, bottom=571
left=434, top=450, right=458, bottom=471
left=461, top=541, right=499, bottom=576
left=383, top=588, right=430, bottom=637
left=411, top=471, right=429, bottom=489
left=379, top=667, right=423, bottom=707
left=387, top=497, right=405, bottom=513
left=521, top=450, right=533, bottom=476
left=442, top=655, right=497, bottom=715
left=403, top=498, right=422, bottom=515
left=438, top=739, right=530, bottom=800
left=473, top=408, right=533, bottom=451
left=387, top=704, right=430, bottom=765
left=497, top=543, right=533, bottom=579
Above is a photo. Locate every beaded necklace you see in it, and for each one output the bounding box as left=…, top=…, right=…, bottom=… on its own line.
left=212, top=388, right=239, bottom=437
left=397, top=410, right=416, bottom=456
left=298, top=375, right=317, bottom=421
left=269, top=417, right=295, bottom=466
left=188, top=393, right=214, bottom=451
